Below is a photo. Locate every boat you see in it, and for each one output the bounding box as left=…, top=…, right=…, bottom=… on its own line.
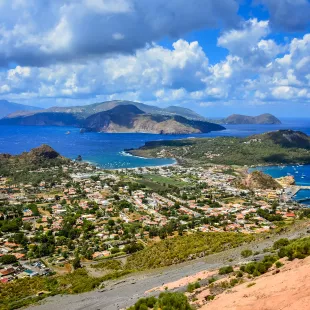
left=65, top=131, right=71, bottom=135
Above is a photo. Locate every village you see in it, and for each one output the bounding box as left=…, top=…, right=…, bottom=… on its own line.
left=0, top=160, right=302, bottom=284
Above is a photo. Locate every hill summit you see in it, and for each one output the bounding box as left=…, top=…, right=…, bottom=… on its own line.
left=223, top=113, right=281, bottom=124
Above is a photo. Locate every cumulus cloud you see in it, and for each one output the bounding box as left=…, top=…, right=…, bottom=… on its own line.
left=0, top=14, right=309, bottom=112
left=0, top=0, right=239, bottom=67
left=258, top=0, right=310, bottom=31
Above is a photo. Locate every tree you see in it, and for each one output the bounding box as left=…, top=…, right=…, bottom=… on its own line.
left=0, top=254, right=17, bottom=264
left=72, top=255, right=82, bottom=270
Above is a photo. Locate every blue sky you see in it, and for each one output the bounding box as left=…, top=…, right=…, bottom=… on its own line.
left=0, top=0, right=309, bottom=117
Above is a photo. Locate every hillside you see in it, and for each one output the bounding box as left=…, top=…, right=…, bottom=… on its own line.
left=202, top=256, right=310, bottom=310
left=1, top=103, right=224, bottom=134
left=83, top=105, right=224, bottom=134
left=241, top=171, right=282, bottom=190
left=0, top=145, right=69, bottom=184
left=129, top=130, right=310, bottom=166
left=0, top=100, right=42, bottom=119
left=222, top=113, right=281, bottom=124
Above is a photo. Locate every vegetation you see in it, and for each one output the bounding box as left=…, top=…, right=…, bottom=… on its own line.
left=0, top=269, right=102, bottom=310
left=241, top=249, right=253, bottom=258
left=240, top=255, right=278, bottom=277
left=0, top=145, right=70, bottom=185
left=130, top=130, right=310, bottom=166
left=127, top=292, right=192, bottom=310
left=218, top=265, right=234, bottom=275
left=0, top=254, right=17, bottom=264
left=92, top=259, right=123, bottom=270
left=277, top=237, right=310, bottom=260
left=187, top=281, right=200, bottom=293
left=126, top=232, right=254, bottom=270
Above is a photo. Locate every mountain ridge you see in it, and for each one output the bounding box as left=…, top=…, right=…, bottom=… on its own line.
left=0, top=100, right=42, bottom=119
left=1, top=102, right=225, bottom=134
left=5, top=100, right=207, bottom=121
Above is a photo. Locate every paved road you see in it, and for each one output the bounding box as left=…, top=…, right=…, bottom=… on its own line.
left=28, top=223, right=309, bottom=310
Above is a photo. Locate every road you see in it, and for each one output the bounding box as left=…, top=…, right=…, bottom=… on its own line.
left=28, top=222, right=309, bottom=310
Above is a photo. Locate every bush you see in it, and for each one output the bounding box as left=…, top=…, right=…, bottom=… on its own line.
left=275, top=261, right=283, bottom=268
left=0, top=254, right=17, bottom=264
left=128, top=292, right=192, bottom=310
left=187, top=281, right=200, bottom=293
left=273, top=238, right=289, bottom=249
left=241, top=249, right=253, bottom=258
left=243, top=255, right=277, bottom=276
left=277, top=237, right=310, bottom=260
left=219, top=265, right=234, bottom=275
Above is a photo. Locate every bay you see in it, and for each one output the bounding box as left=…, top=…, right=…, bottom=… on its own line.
left=0, top=117, right=309, bottom=169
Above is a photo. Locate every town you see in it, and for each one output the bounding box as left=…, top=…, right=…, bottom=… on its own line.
left=0, top=156, right=302, bottom=284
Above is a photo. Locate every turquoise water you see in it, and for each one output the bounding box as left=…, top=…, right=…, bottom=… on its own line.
left=252, top=165, right=310, bottom=206
left=252, top=165, right=310, bottom=186
left=0, top=118, right=310, bottom=169
left=294, top=189, right=310, bottom=205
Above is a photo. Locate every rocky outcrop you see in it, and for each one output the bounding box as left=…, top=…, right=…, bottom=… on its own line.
left=242, top=171, right=282, bottom=190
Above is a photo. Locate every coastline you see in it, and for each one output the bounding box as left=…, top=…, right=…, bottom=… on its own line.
left=116, top=150, right=178, bottom=170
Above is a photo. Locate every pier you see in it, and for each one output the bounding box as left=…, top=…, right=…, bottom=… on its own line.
left=284, top=185, right=310, bottom=202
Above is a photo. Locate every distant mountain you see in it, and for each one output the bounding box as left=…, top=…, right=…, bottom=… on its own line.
left=163, top=106, right=205, bottom=120
left=1, top=101, right=225, bottom=134
left=0, top=112, right=80, bottom=127
left=7, top=100, right=206, bottom=121
left=0, top=100, right=42, bottom=119
left=222, top=113, right=281, bottom=125
left=83, top=105, right=225, bottom=134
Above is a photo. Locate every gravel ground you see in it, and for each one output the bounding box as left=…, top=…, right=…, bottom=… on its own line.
left=27, top=222, right=310, bottom=310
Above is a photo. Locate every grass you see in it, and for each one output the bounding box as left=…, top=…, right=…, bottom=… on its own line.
left=140, top=174, right=187, bottom=187
left=126, top=232, right=254, bottom=270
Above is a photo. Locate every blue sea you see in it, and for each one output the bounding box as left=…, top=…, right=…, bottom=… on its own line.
left=0, top=118, right=309, bottom=170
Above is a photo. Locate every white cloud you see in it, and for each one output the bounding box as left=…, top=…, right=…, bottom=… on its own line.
left=0, top=18, right=309, bottom=111
left=0, top=0, right=239, bottom=66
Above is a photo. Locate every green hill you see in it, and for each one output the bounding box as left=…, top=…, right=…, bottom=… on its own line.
left=129, top=130, right=310, bottom=166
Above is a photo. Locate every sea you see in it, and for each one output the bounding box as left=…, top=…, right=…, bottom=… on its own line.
left=0, top=118, right=310, bottom=186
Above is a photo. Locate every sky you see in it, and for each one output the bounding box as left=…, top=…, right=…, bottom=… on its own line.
left=0, top=0, right=309, bottom=117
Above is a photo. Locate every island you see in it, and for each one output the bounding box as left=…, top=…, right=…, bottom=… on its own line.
left=222, top=113, right=281, bottom=125
left=0, top=100, right=225, bottom=135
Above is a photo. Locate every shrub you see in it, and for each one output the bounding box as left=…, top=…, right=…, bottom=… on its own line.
left=128, top=292, right=192, bottom=310
left=276, top=237, right=310, bottom=260
left=275, top=261, right=283, bottom=268
left=273, top=238, right=289, bottom=249
left=219, top=266, right=234, bottom=275
left=187, top=281, right=200, bottom=293
left=0, top=254, right=17, bottom=264
left=241, top=249, right=253, bottom=258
